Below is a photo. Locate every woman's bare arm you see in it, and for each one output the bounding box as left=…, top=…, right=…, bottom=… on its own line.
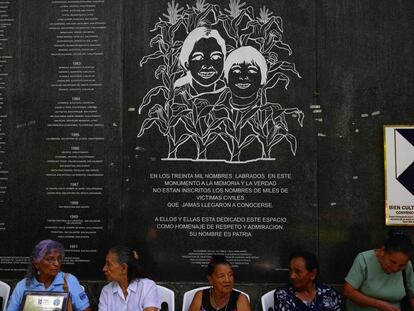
left=188, top=291, right=203, bottom=311
left=236, top=293, right=251, bottom=311
left=343, top=282, right=399, bottom=311
left=409, top=296, right=414, bottom=311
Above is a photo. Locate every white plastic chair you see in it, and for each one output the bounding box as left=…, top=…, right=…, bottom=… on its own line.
left=182, top=286, right=249, bottom=311
left=0, top=280, right=10, bottom=311
left=157, top=285, right=175, bottom=311
left=261, top=289, right=275, bottom=311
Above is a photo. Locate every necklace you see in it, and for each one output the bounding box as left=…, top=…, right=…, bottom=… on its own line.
left=210, top=288, right=229, bottom=311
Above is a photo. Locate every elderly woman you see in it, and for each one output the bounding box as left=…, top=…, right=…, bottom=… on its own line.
left=343, top=229, right=414, bottom=311
left=7, top=239, right=91, bottom=311
left=99, top=245, right=160, bottom=311
left=189, top=255, right=250, bottom=311
left=274, top=251, right=341, bottom=311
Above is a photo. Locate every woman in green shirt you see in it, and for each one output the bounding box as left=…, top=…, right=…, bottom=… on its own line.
left=343, top=230, right=414, bottom=311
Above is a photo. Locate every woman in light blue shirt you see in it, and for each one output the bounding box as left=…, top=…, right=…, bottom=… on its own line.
left=7, top=239, right=91, bottom=311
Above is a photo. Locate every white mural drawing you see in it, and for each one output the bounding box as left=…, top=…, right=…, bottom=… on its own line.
left=138, top=0, right=304, bottom=163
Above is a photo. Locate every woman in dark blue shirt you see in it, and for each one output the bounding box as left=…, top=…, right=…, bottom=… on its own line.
left=274, top=251, right=342, bottom=311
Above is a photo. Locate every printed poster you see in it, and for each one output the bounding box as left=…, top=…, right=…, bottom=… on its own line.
left=384, top=125, right=414, bottom=225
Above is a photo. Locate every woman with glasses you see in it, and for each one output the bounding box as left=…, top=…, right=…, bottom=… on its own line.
left=7, top=239, right=91, bottom=311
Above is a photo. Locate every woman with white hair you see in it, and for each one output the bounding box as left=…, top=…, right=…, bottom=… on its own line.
left=7, top=239, right=91, bottom=311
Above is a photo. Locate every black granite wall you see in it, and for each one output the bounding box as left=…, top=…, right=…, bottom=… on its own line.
left=0, top=0, right=413, bottom=309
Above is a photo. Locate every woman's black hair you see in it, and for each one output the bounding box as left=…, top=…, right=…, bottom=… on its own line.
left=109, top=245, right=143, bottom=283
left=289, top=251, right=319, bottom=280
left=383, top=229, right=414, bottom=255
left=207, top=255, right=232, bottom=276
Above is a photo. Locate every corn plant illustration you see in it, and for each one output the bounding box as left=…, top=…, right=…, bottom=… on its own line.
left=137, top=1, right=304, bottom=161
left=174, top=92, right=227, bottom=160
left=218, top=0, right=255, bottom=50
left=211, top=89, right=260, bottom=162
left=250, top=99, right=304, bottom=158
left=242, top=6, right=304, bottom=158
left=216, top=4, right=303, bottom=161
left=138, top=1, right=225, bottom=159
left=137, top=1, right=192, bottom=159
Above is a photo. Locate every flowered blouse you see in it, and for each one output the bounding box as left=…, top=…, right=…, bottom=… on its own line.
left=274, top=283, right=342, bottom=311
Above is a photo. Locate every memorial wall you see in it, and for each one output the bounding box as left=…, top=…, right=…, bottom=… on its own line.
left=0, top=0, right=413, bottom=286
left=0, top=0, right=122, bottom=279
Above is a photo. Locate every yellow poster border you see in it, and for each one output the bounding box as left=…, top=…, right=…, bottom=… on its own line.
left=383, top=125, right=414, bottom=226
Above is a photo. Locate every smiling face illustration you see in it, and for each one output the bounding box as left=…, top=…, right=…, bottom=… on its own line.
left=223, top=46, right=268, bottom=108
left=224, top=46, right=268, bottom=109
left=228, top=62, right=262, bottom=100
left=175, top=27, right=227, bottom=92
left=187, top=37, right=224, bottom=87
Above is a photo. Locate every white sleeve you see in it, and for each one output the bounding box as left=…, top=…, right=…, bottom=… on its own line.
left=98, top=285, right=110, bottom=311
left=142, top=280, right=161, bottom=310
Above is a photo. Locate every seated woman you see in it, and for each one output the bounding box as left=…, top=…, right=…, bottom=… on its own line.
left=343, top=229, right=414, bottom=311
left=274, top=251, right=341, bottom=311
left=99, top=245, right=160, bottom=311
left=189, top=255, right=250, bottom=311
left=7, top=239, right=91, bottom=311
